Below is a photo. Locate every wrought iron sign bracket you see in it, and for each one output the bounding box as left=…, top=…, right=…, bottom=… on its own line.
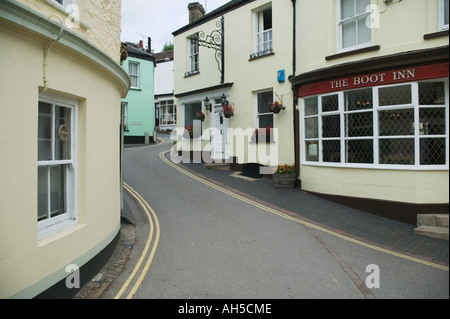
left=195, top=16, right=225, bottom=84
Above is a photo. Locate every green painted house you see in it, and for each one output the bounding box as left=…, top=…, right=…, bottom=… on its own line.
left=122, top=43, right=156, bottom=144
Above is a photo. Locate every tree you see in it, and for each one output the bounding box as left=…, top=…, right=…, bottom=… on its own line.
left=162, top=41, right=174, bottom=52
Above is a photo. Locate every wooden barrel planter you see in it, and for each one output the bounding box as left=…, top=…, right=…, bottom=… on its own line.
left=273, top=173, right=296, bottom=188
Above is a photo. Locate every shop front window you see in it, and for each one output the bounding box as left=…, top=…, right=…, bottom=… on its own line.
left=303, top=80, right=448, bottom=168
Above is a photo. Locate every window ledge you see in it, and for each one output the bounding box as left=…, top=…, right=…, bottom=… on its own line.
left=423, top=30, right=449, bottom=40
left=184, top=71, right=200, bottom=78
left=326, top=45, right=380, bottom=61
left=249, top=51, right=275, bottom=61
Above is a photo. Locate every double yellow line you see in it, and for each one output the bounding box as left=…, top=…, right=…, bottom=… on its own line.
left=114, top=182, right=160, bottom=299
left=160, top=151, right=449, bottom=272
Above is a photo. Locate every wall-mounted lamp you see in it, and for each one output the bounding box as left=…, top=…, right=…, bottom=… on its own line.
left=221, top=93, right=228, bottom=106
left=204, top=96, right=212, bottom=112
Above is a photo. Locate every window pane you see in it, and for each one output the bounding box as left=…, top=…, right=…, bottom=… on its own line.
left=258, top=91, right=273, bottom=113
left=258, top=114, right=273, bottom=129
left=323, top=140, right=341, bottom=163
left=346, top=139, right=373, bottom=163
left=322, top=95, right=339, bottom=112
left=304, top=97, right=318, bottom=116
left=185, top=103, right=202, bottom=127
left=305, top=117, right=318, bottom=138
left=345, top=88, right=372, bottom=111
left=38, top=166, right=49, bottom=221
left=38, top=102, right=52, bottom=161
left=322, top=114, right=341, bottom=138
left=378, top=85, right=412, bottom=106
left=419, top=82, right=445, bottom=105
left=379, top=109, right=414, bottom=136
left=50, top=165, right=66, bottom=218
left=342, top=19, right=357, bottom=49
left=341, top=0, right=355, bottom=20
left=420, top=138, right=446, bottom=165
left=379, top=138, right=415, bottom=165
left=305, top=141, right=319, bottom=162
left=345, top=111, right=373, bottom=137
left=55, top=106, right=71, bottom=160
left=356, top=0, right=370, bottom=15
left=357, top=15, right=371, bottom=44
left=419, top=108, right=446, bottom=135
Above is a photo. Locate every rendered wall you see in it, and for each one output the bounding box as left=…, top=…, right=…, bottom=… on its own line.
left=0, top=0, right=127, bottom=298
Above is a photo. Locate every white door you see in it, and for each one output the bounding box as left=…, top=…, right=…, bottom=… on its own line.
left=212, top=105, right=229, bottom=160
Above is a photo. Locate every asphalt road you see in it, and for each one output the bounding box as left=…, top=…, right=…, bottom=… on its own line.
left=101, top=136, right=448, bottom=300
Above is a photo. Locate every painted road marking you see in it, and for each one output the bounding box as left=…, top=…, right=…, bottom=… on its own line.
left=160, top=151, right=448, bottom=272
left=114, top=182, right=160, bottom=299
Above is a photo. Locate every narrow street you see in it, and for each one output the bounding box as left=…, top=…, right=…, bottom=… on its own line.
left=100, top=136, right=449, bottom=300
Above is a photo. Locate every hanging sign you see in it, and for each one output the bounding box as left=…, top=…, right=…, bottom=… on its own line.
left=298, top=62, right=449, bottom=97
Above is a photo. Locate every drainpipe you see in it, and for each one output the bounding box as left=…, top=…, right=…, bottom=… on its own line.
left=291, top=0, right=300, bottom=185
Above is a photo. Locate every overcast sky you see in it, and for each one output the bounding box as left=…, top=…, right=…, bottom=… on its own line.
left=121, top=0, right=230, bottom=53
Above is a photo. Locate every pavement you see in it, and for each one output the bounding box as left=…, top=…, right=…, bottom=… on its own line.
left=74, top=138, right=449, bottom=298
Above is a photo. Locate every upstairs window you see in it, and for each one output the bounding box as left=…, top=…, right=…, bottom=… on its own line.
left=129, top=61, right=140, bottom=89
left=251, top=5, right=273, bottom=59
left=188, top=36, right=199, bottom=75
left=339, top=0, right=371, bottom=51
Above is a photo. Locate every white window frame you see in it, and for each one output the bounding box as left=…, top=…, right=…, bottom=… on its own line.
left=159, top=99, right=176, bottom=126
left=302, top=80, right=449, bottom=170
left=38, top=93, right=78, bottom=239
left=252, top=4, right=273, bottom=58
left=188, top=35, right=200, bottom=75
left=129, top=61, right=140, bottom=89
left=337, top=0, right=372, bottom=52
left=439, top=0, right=449, bottom=31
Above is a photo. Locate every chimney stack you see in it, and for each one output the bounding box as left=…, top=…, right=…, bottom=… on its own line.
left=188, top=2, right=205, bottom=24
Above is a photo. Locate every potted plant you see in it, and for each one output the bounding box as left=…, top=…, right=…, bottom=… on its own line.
left=273, top=163, right=297, bottom=188
left=223, top=104, right=234, bottom=118
left=196, top=111, right=205, bottom=121
left=270, top=101, right=286, bottom=114
left=251, top=126, right=274, bottom=143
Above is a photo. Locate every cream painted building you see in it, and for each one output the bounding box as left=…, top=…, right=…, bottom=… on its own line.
left=173, top=1, right=296, bottom=174
left=290, top=0, right=449, bottom=224
left=174, top=0, right=448, bottom=225
left=0, top=0, right=130, bottom=298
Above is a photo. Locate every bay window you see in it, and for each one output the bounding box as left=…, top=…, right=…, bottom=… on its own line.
left=303, top=80, right=448, bottom=168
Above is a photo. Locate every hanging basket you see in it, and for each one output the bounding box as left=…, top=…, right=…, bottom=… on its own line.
left=224, top=112, right=233, bottom=118
left=196, top=112, right=205, bottom=121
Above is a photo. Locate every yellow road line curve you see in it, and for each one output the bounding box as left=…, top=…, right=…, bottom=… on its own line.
left=160, top=151, right=448, bottom=272
left=114, top=183, right=160, bottom=299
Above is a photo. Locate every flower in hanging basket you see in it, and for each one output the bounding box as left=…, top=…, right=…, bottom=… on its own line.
left=196, top=111, right=205, bottom=121
left=223, top=104, right=234, bottom=118
left=270, top=101, right=285, bottom=114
